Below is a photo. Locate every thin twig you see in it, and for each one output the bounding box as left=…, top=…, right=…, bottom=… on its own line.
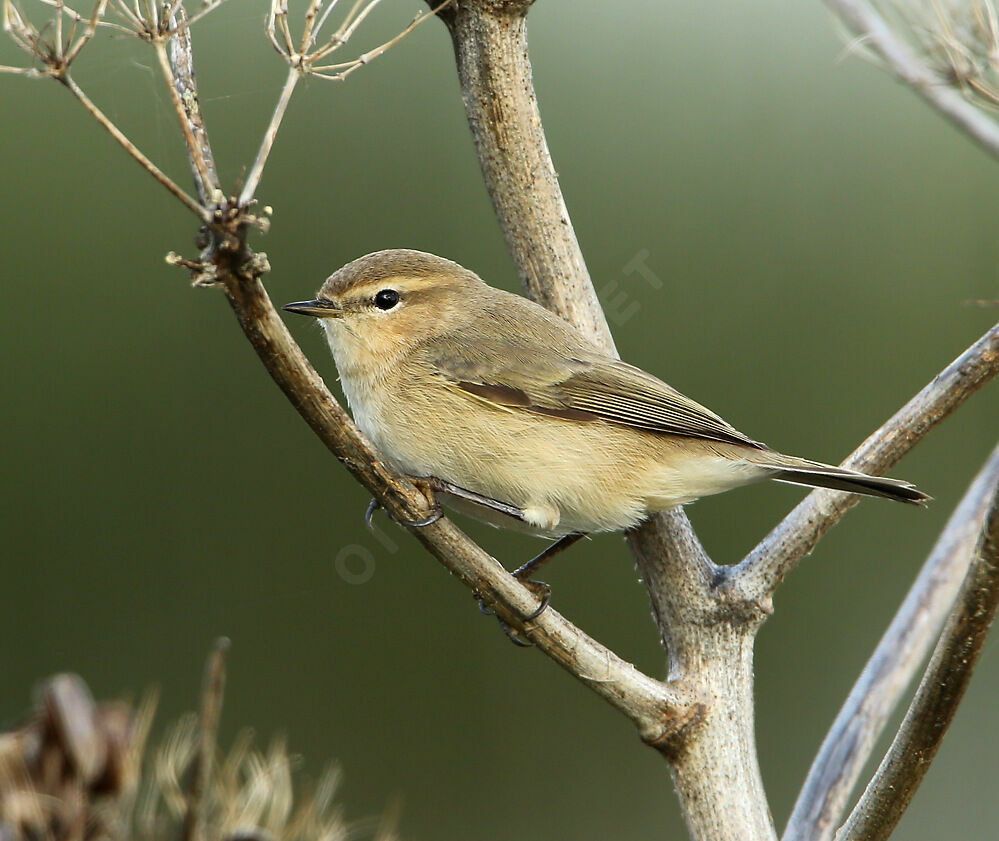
left=247, top=0, right=450, bottom=202
left=835, top=444, right=999, bottom=841
left=59, top=73, right=207, bottom=219
left=181, top=0, right=229, bottom=31
left=782, top=442, right=999, bottom=841
left=735, top=322, right=999, bottom=597
left=109, top=0, right=142, bottom=31
left=238, top=65, right=298, bottom=206
left=311, top=5, right=448, bottom=80
left=297, top=0, right=322, bottom=54
left=825, top=0, right=999, bottom=160
left=0, top=64, right=43, bottom=74
left=154, top=38, right=215, bottom=202
left=62, top=0, right=105, bottom=67
left=181, top=637, right=231, bottom=841
left=310, top=0, right=383, bottom=63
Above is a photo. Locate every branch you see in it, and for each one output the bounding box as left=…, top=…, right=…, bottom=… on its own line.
left=825, top=0, right=999, bottom=160
left=163, top=9, right=219, bottom=204
left=436, top=0, right=615, bottom=353
left=1, top=0, right=208, bottom=219
left=436, top=3, right=776, bottom=839
left=60, top=73, right=207, bottom=218
left=735, top=322, right=999, bottom=598
left=240, top=0, right=448, bottom=208
left=835, top=444, right=999, bottom=841
left=783, top=442, right=999, bottom=841
left=433, top=0, right=711, bottom=642
left=154, top=17, right=698, bottom=748
left=219, top=268, right=698, bottom=745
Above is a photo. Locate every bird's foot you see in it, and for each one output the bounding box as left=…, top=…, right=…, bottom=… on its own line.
left=514, top=575, right=552, bottom=621
left=363, top=479, right=444, bottom=530
left=476, top=589, right=546, bottom=648
left=478, top=539, right=574, bottom=647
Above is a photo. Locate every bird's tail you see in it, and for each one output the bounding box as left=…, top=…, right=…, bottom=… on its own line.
left=752, top=453, right=930, bottom=505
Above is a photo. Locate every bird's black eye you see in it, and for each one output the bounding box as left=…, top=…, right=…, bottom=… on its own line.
left=373, top=289, right=400, bottom=310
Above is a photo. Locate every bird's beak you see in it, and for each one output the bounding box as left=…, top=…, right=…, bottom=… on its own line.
left=283, top=299, right=343, bottom=318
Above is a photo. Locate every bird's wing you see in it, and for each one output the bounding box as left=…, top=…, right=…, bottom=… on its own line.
left=428, top=335, right=766, bottom=450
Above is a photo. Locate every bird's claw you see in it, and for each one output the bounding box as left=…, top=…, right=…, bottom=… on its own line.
left=365, top=497, right=380, bottom=529
left=476, top=575, right=551, bottom=647
left=363, top=496, right=443, bottom=529
left=516, top=578, right=552, bottom=622
left=401, top=506, right=444, bottom=528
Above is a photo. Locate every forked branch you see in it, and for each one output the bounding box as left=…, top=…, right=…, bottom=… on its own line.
left=835, top=444, right=999, bottom=841
left=784, top=443, right=999, bottom=841
left=736, top=323, right=999, bottom=598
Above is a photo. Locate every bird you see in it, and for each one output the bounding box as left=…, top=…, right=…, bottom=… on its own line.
left=284, top=249, right=927, bottom=580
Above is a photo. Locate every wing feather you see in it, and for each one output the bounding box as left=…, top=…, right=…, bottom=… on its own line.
left=429, top=336, right=765, bottom=450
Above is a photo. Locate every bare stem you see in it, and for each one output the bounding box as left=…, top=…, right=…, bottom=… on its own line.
left=182, top=637, right=231, bottom=841
left=835, top=444, right=999, bottom=841
left=238, top=65, right=299, bottom=207
left=437, top=0, right=615, bottom=352
left=166, top=8, right=220, bottom=204
left=0, top=64, right=44, bottom=75
left=154, top=37, right=216, bottom=201
left=825, top=0, right=999, bottom=159
left=736, top=322, right=999, bottom=597
left=783, top=443, right=999, bottom=841
left=436, top=3, right=775, bottom=839
left=58, top=73, right=207, bottom=219
left=311, top=1, right=452, bottom=80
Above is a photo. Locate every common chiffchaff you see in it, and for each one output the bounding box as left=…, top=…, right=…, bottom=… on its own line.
left=285, top=250, right=927, bottom=540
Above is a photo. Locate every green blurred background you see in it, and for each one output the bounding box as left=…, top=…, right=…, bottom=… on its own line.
left=2, top=1, right=998, bottom=838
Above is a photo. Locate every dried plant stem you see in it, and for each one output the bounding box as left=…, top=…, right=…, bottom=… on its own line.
left=238, top=66, right=299, bottom=207
left=58, top=73, right=207, bottom=219
left=783, top=443, right=999, bottom=841
left=437, top=3, right=775, bottom=838
left=826, top=0, right=999, bottom=160
left=181, top=0, right=230, bottom=31
left=182, top=637, right=231, bottom=841
left=0, top=64, right=43, bottom=75
left=835, top=444, right=999, bottom=841
left=61, top=0, right=107, bottom=66
left=167, top=9, right=219, bottom=204
left=153, top=38, right=216, bottom=202
left=736, top=323, right=999, bottom=597
left=438, top=1, right=614, bottom=352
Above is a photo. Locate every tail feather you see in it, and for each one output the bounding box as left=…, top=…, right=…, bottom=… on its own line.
left=756, top=454, right=930, bottom=505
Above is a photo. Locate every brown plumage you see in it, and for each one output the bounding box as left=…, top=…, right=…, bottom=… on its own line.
left=285, top=250, right=928, bottom=538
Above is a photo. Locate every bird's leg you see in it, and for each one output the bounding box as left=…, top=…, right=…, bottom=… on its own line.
left=365, top=476, right=530, bottom=530
left=419, top=476, right=528, bottom=521
left=361, top=478, right=584, bottom=644
left=513, top=532, right=585, bottom=583
left=478, top=532, right=588, bottom=647
left=505, top=532, right=585, bottom=622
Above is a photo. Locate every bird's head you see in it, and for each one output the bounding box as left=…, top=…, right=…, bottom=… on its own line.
left=284, top=249, right=485, bottom=370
